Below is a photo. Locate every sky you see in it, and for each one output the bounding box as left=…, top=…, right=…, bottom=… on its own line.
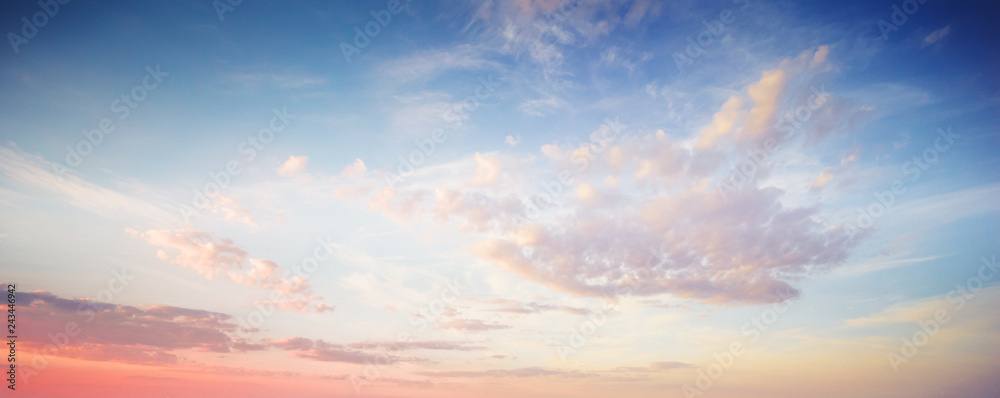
left=1, top=0, right=999, bottom=397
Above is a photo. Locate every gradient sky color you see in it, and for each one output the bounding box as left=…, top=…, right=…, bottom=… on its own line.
left=1, top=0, right=999, bottom=397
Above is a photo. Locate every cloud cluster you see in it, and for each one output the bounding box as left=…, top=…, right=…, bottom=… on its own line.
left=18, top=290, right=493, bottom=368
left=127, top=228, right=329, bottom=313
left=271, top=337, right=402, bottom=364
left=18, top=291, right=237, bottom=365
left=338, top=46, right=860, bottom=305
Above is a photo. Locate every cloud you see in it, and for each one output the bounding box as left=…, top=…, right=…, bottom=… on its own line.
left=340, top=158, right=368, bottom=178
left=693, top=45, right=835, bottom=150
left=367, top=186, right=429, bottom=225
left=812, top=169, right=834, bottom=188
left=650, top=361, right=694, bottom=370
left=17, top=291, right=239, bottom=365
left=227, top=72, right=327, bottom=89
left=270, top=337, right=317, bottom=351
left=897, top=183, right=1000, bottom=224
left=205, top=193, right=259, bottom=228
left=376, top=44, right=500, bottom=84
left=346, top=340, right=486, bottom=351
left=831, top=254, right=952, bottom=279
left=518, top=96, right=571, bottom=116
left=467, top=152, right=503, bottom=187
left=271, top=337, right=418, bottom=364
left=743, top=69, right=787, bottom=139
left=0, top=145, right=174, bottom=223
left=437, top=318, right=511, bottom=332
left=923, top=26, right=951, bottom=47
left=333, top=46, right=860, bottom=306
left=483, top=298, right=590, bottom=316
left=277, top=155, right=308, bottom=176
left=694, top=96, right=744, bottom=149
left=414, top=367, right=596, bottom=378
left=15, top=290, right=410, bottom=367
left=127, top=228, right=329, bottom=313
left=506, top=135, right=521, bottom=146
left=846, top=285, right=1000, bottom=329
left=810, top=44, right=830, bottom=68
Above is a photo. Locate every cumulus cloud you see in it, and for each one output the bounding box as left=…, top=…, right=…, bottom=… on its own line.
left=277, top=155, right=308, bottom=176
left=334, top=46, right=860, bottom=306
left=694, top=46, right=837, bottom=152
left=340, top=158, right=368, bottom=178
left=695, top=96, right=744, bottom=149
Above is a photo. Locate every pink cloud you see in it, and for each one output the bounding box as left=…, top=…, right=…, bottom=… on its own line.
left=18, top=291, right=237, bottom=365
left=340, top=158, right=368, bottom=178
left=335, top=46, right=859, bottom=306
left=437, top=318, right=511, bottom=332
left=277, top=155, right=308, bottom=176
left=127, top=228, right=329, bottom=313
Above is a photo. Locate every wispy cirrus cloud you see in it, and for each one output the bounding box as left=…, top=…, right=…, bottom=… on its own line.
left=482, top=297, right=590, bottom=315
left=923, top=26, right=951, bottom=47
left=0, top=145, right=174, bottom=223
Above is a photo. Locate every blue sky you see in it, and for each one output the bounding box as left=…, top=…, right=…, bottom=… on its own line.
left=1, top=1, right=999, bottom=397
